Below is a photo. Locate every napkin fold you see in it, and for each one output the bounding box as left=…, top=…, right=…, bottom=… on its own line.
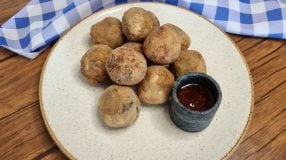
left=0, top=0, right=285, bottom=59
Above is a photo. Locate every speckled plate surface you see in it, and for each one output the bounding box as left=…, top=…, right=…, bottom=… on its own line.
left=40, top=3, right=253, bottom=160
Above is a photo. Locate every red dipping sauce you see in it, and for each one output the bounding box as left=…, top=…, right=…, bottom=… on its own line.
left=177, top=83, right=214, bottom=111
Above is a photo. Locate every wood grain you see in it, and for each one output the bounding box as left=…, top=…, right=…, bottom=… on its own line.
left=246, top=130, right=286, bottom=160
left=0, top=48, right=15, bottom=62
left=33, top=146, right=68, bottom=160
left=0, top=0, right=30, bottom=23
left=235, top=37, right=264, bottom=52
left=0, top=1, right=286, bottom=159
left=0, top=102, right=56, bottom=160
left=228, top=34, right=244, bottom=42
left=0, top=49, right=49, bottom=119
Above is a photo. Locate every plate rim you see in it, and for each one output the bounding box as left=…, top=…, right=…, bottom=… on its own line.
left=39, top=2, right=254, bottom=160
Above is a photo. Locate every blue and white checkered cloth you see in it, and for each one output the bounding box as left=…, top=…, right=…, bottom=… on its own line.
left=0, top=0, right=286, bottom=59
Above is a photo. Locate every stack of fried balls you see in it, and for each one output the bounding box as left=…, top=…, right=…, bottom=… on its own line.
left=80, top=7, right=207, bottom=128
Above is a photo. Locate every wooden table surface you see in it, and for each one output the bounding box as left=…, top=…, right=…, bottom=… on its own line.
left=0, top=1, right=286, bottom=160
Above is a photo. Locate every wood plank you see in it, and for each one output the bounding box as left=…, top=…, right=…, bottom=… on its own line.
left=40, top=148, right=68, bottom=160
left=242, top=40, right=285, bottom=68
left=0, top=48, right=49, bottom=119
left=245, top=130, right=286, bottom=160
left=0, top=102, right=56, bottom=160
left=241, top=45, right=286, bottom=138
left=250, top=43, right=286, bottom=71
left=229, top=108, right=286, bottom=159
left=251, top=45, right=286, bottom=98
left=241, top=80, right=286, bottom=139
left=251, top=45, right=286, bottom=84
left=235, top=38, right=264, bottom=52
left=0, top=48, right=16, bottom=62
left=0, top=0, right=30, bottom=23
left=228, top=34, right=244, bottom=42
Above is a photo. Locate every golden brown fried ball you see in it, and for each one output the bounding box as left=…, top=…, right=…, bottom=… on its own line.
left=90, top=17, right=125, bottom=48
left=163, top=23, right=191, bottom=50
left=106, top=47, right=147, bottom=85
left=171, top=50, right=207, bottom=78
left=122, top=7, right=160, bottom=42
left=121, top=42, right=143, bottom=53
left=81, top=44, right=112, bottom=84
left=143, top=25, right=181, bottom=64
left=99, top=85, right=141, bottom=128
left=138, top=66, right=175, bottom=104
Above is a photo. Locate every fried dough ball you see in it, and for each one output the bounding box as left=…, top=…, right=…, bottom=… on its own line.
left=171, top=50, right=207, bottom=78
left=138, top=66, right=175, bottom=104
left=106, top=47, right=147, bottom=85
left=90, top=17, right=125, bottom=48
left=163, top=23, right=191, bottom=50
left=143, top=25, right=181, bottom=64
left=81, top=44, right=112, bottom=84
left=122, top=7, right=160, bottom=42
left=121, top=42, right=143, bottom=53
left=99, top=85, right=141, bottom=128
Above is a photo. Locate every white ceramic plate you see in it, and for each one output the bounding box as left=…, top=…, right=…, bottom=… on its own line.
left=40, top=3, right=253, bottom=160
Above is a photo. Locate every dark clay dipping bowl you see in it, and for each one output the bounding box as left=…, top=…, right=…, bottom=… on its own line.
left=169, top=72, right=222, bottom=132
